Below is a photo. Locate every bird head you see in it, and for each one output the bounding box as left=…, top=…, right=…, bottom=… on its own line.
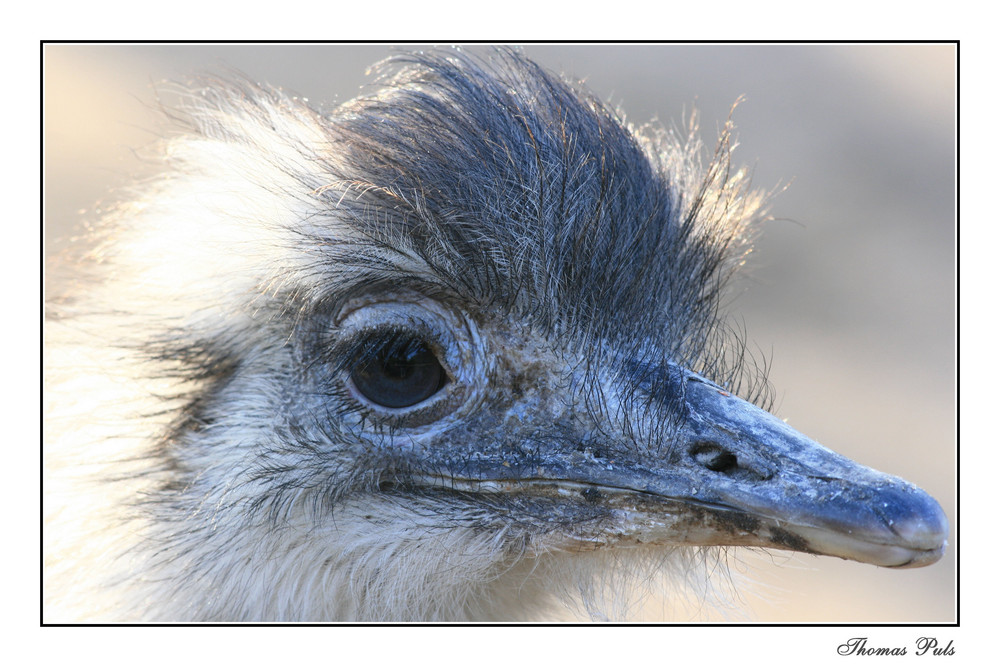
left=48, top=47, right=947, bottom=621
left=268, top=48, right=946, bottom=564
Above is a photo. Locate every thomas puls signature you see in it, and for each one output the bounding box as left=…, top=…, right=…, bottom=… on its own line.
left=838, top=638, right=955, bottom=657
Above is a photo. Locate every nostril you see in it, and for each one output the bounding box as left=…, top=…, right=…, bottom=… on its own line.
left=690, top=443, right=739, bottom=473
left=689, top=442, right=773, bottom=482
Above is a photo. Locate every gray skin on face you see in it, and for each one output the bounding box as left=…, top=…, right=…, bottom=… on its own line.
left=288, top=288, right=946, bottom=570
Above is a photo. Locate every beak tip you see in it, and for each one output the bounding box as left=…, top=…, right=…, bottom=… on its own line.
left=879, top=481, right=949, bottom=552
left=804, top=481, right=950, bottom=568
left=902, top=497, right=948, bottom=542
left=884, top=486, right=949, bottom=567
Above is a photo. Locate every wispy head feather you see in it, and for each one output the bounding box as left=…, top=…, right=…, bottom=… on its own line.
left=45, top=47, right=776, bottom=622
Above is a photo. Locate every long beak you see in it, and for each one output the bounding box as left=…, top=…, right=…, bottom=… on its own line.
left=647, top=370, right=949, bottom=567
left=417, top=363, right=948, bottom=568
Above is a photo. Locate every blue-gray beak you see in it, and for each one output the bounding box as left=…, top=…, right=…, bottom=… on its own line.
left=661, top=371, right=948, bottom=567
left=413, top=361, right=947, bottom=567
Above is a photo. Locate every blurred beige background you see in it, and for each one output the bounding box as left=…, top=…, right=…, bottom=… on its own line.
left=43, top=43, right=955, bottom=623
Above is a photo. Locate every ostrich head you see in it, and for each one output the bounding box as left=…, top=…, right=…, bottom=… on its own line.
left=44, top=47, right=947, bottom=622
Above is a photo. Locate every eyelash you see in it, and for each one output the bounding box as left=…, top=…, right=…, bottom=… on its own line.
left=327, top=324, right=446, bottom=377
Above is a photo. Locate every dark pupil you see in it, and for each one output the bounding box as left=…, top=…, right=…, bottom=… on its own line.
left=351, top=336, right=447, bottom=409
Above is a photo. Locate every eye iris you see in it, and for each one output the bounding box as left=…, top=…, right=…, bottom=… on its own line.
left=350, top=336, right=447, bottom=409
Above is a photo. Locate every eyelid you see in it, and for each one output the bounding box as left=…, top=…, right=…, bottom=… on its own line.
left=322, top=294, right=485, bottom=431
left=332, top=322, right=449, bottom=373
left=331, top=296, right=462, bottom=369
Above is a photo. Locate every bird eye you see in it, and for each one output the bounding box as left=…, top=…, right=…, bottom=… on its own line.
left=349, top=334, right=448, bottom=409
